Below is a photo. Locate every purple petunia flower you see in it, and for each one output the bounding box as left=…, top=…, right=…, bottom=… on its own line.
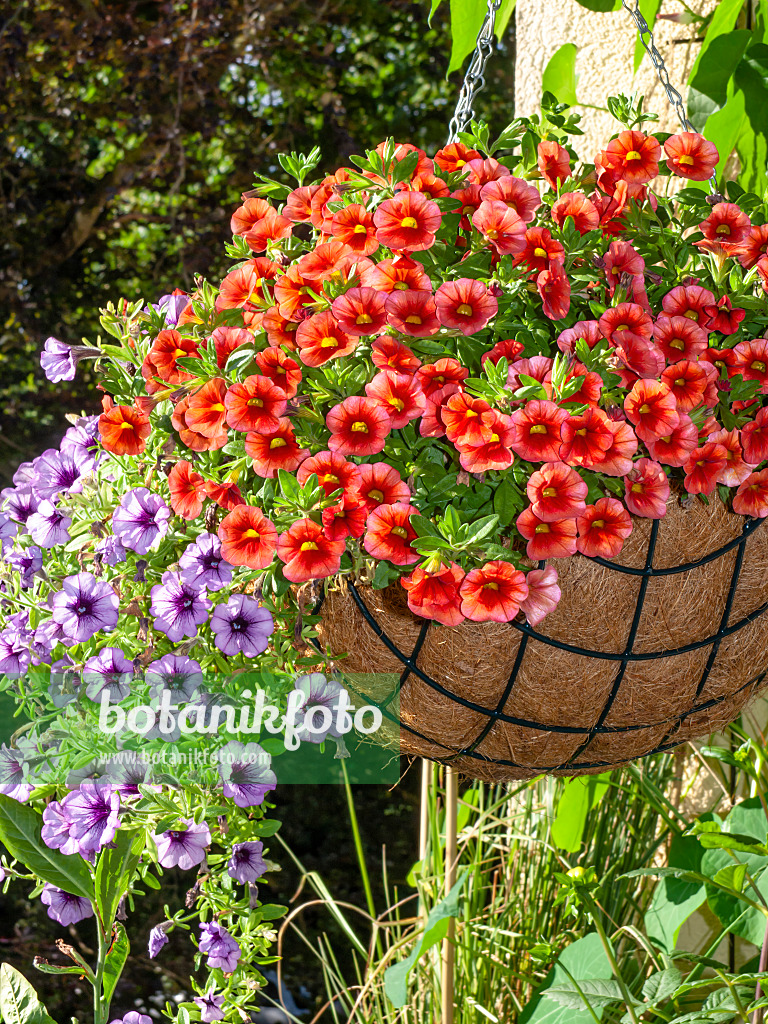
left=108, top=1013, right=152, bottom=1024
left=61, top=416, right=101, bottom=464
left=151, top=292, right=189, bottom=327
left=150, top=571, right=211, bottom=643
left=27, top=500, right=72, bottom=548
left=40, top=338, right=77, bottom=382
left=31, top=448, right=92, bottom=501
left=0, top=513, right=17, bottom=552
left=148, top=920, right=173, bottom=959
left=1, top=485, right=39, bottom=524
left=48, top=657, right=81, bottom=706
left=0, top=630, right=32, bottom=679
left=7, top=545, right=44, bottom=588
left=0, top=745, right=33, bottom=802
left=40, top=883, right=94, bottom=925
left=210, top=595, right=274, bottom=658
left=227, top=841, right=267, bottom=884
left=198, top=921, right=241, bottom=973
left=145, top=653, right=203, bottom=702
left=154, top=819, right=211, bottom=870
left=218, top=742, right=276, bottom=808
left=83, top=647, right=134, bottom=703
left=62, top=782, right=121, bottom=853
left=51, top=572, right=119, bottom=643
left=291, top=673, right=351, bottom=745
left=194, top=992, right=225, bottom=1022
left=95, top=535, right=128, bottom=566
left=41, top=800, right=80, bottom=854
left=112, top=487, right=171, bottom=555
left=179, top=533, right=233, bottom=592
left=100, top=752, right=156, bottom=795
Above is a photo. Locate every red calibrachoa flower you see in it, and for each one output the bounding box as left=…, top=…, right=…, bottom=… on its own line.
left=373, top=190, right=442, bottom=251
left=480, top=175, right=541, bottom=222
left=261, top=308, right=300, bottom=349
left=331, top=287, right=388, bottom=337
left=733, top=223, right=768, bottom=269
left=741, top=407, right=768, bottom=465
left=284, top=185, right=319, bottom=222
left=99, top=404, right=151, bottom=456
left=459, top=561, right=529, bottom=623
left=273, top=265, right=321, bottom=321
left=703, top=296, right=746, bottom=335
left=218, top=505, right=278, bottom=569
left=708, top=427, right=753, bottom=486
left=560, top=407, right=614, bottom=468
left=371, top=336, right=422, bottom=373
left=171, top=397, right=228, bottom=453
left=356, top=462, right=411, bottom=514
left=664, top=132, right=719, bottom=180
left=277, top=518, right=346, bottom=583
left=456, top=411, right=515, bottom=472
left=509, top=399, right=568, bottom=462
left=551, top=192, right=600, bottom=234
left=321, top=496, right=368, bottom=541
left=537, top=262, right=571, bottom=320
left=231, top=197, right=272, bottom=235
left=624, top=379, right=680, bottom=443
left=211, top=326, right=256, bottom=367
left=646, top=413, right=699, bottom=468
left=661, top=284, right=716, bottom=329
left=513, top=227, right=565, bottom=274
left=434, top=141, right=482, bottom=173
left=401, top=562, right=465, bottom=626
left=527, top=462, right=588, bottom=522
left=144, top=330, right=200, bottom=388
left=517, top=507, right=578, bottom=560
left=576, top=497, right=633, bottom=559
left=603, top=239, right=644, bottom=296
left=557, top=319, right=602, bottom=354
left=442, top=392, right=494, bottom=446
left=297, top=450, right=361, bottom=498
left=245, top=418, right=310, bottom=479
left=297, top=239, right=351, bottom=280
left=184, top=378, right=229, bottom=439
left=434, top=278, right=498, bottom=334
left=733, top=469, right=768, bottom=517
left=733, top=338, right=768, bottom=393
left=482, top=338, right=525, bottom=366
left=416, top=358, right=468, bottom=401
left=384, top=290, right=440, bottom=336
left=471, top=200, right=526, bottom=254
left=168, top=460, right=206, bottom=520
left=464, top=156, right=510, bottom=186
left=363, top=502, right=421, bottom=565
left=537, top=140, right=571, bottom=189
left=507, top=355, right=552, bottom=391
left=603, top=130, right=660, bottom=184
left=520, top=566, right=561, bottom=626
left=599, top=303, right=653, bottom=346
left=653, top=315, right=708, bottom=362
left=330, top=204, right=379, bottom=256
left=360, top=256, right=432, bottom=293
left=698, top=203, right=751, bottom=246
left=244, top=208, right=293, bottom=252
left=253, top=347, right=302, bottom=399
left=365, top=370, right=426, bottom=428
left=624, top=458, right=670, bottom=518
left=326, top=396, right=391, bottom=457
left=660, top=360, right=709, bottom=412
left=204, top=478, right=244, bottom=511
left=296, top=311, right=358, bottom=367
left=683, top=442, right=729, bottom=495
left=224, top=375, right=287, bottom=434
left=600, top=419, right=639, bottom=476
left=218, top=257, right=281, bottom=316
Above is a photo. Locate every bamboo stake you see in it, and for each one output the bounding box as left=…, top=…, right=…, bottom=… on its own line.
left=441, top=765, right=458, bottom=1024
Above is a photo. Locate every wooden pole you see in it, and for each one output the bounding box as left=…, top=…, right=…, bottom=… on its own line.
left=441, top=765, right=458, bottom=1024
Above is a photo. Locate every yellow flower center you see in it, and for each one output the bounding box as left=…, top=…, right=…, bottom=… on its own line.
left=369, top=489, right=384, bottom=502
left=631, top=483, right=644, bottom=493
left=456, top=159, right=466, bottom=167
left=752, top=360, right=767, bottom=373
left=248, top=398, right=264, bottom=407
left=400, top=217, right=419, bottom=229
left=457, top=303, right=473, bottom=316
left=351, top=421, right=369, bottom=433
left=715, top=224, right=731, bottom=235
left=490, top=433, right=499, bottom=442
left=300, top=541, right=319, bottom=551
left=353, top=224, right=367, bottom=234
left=625, top=150, right=642, bottom=161
left=356, top=314, right=373, bottom=324
left=529, top=424, right=547, bottom=434
left=639, top=404, right=651, bottom=414
left=320, top=336, right=338, bottom=348
left=405, top=314, right=423, bottom=324
left=391, top=398, right=405, bottom=411
left=615, top=324, right=629, bottom=332
left=269, top=437, right=287, bottom=449
left=684, top=311, right=699, bottom=321
left=592, top=519, right=605, bottom=528
left=393, top=281, right=410, bottom=291
left=534, top=523, right=551, bottom=534
left=173, top=348, right=188, bottom=358
left=209, top=403, right=225, bottom=412
left=485, top=580, right=499, bottom=590
left=391, top=526, right=408, bottom=538
left=324, top=474, right=339, bottom=484
left=486, top=228, right=499, bottom=239
left=678, top=154, right=695, bottom=166
left=576, top=428, right=587, bottom=437
left=242, top=529, right=260, bottom=539
left=670, top=338, right=685, bottom=350
left=542, top=487, right=558, bottom=498
left=534, top=247, right=548, bottom=258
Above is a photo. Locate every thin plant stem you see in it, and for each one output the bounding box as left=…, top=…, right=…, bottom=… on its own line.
left=586, top=896, right=641, bottom=1024
left=752, top=917, right=768, bottom=1024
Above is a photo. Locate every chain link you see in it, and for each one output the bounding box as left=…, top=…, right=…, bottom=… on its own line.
left=446, top=0, right=502, bottom=144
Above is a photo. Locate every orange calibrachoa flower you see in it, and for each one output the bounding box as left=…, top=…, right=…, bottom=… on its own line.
left=537, top=140, right=571, bottom=189
left=480, top=175, right=541, bottom=222
left=603, top=130, right=660, bottom=184
left=683, top=442, right=729, bottom=495
left=741, top=407, right=768, bottom=465
left=218, top=505, right=278, bottom=569
left=296, top=450, right=361, bottom=498
left=509, top=399, right=568, bottom=462
left=600, top=419, right=639, bottom=476
left=513, top=227, right=565, bottom=274
left=244, top=208, right=293, bottom=252
left=224, top=375, right=287, bottom=434
left=517, top=507, right=578, bottom=560
left=385, top=290, right=440, bottom=336
left=277, top=518, right=346, bottom=583
left=99, top=403, right=151, bottom=456
left=664, top=133, right=719, bottom=180
left=356, top=463, right=411, bottom=514
left=434, top=142, right=481, bottom=173
left=144, top=330, right=201, bottom=388
left=471, top=200, right=527, bottom=255
left=261, top=307, right=300, bottom=349
left=360, top=256, right=432, bottom=293
left=416, top=357, right=468, bottom=401
left=482, top=338, right=525, bottom=366
left=171, top=397, right=228, bottom=453
left=463, top=156, right=509, bottom=186
left=253, top=347, right=302, bottom=399
left=434, top=278, right=498, bottom=334
left=218, top=257, right=281, bottom=314
left=733, top=468, right=768, bottom=517
left=326, top=396, right=392, bottom=457
left=184, top=379, right=229, bottom=438
left=231, top=197, right=272, bottom=235
left=168, top=460, right=206, bottom=520
left=273, top=265, right=321, bottom=321
left=646, top=413, right=699, bottom=468
left=624, top=379, right=680, bottom=443
left=459, top=561, right=529, bottom=623
left=527, top=462, right=588, bottom=522
left=456, top=411, right=515, bottom=473
left=363, top=502, right=421, bottom=565
left=373, top=190, right=442, bottom=251
left=551, top=192, right=600, bottom=234
left=365, top=369, right=426, bottom=429
left=733, top=338, right=768, bottom=393
left=442, top=392, right=494, bottom=447
left=401, top=562, right=465, bottom=627
left=576, top=497, right=633, bottom=559
left=245, top=418, right=310, bottom=479
left=708, top=428, right=754, bottom=487
left=698, top=203, right=751, bottom=246
left=284, top=185, right=319, bottom=222
left=660, top=360, right=709, bottom=412
left=661, top=285, right=716, bottom=329
left=537, top=262, right=571, bottom=320
left=211, top=326, right=255, bottom=368
left=331, top=287, right=388, bottom=336
left=371, top=336, right=422, bottom=373
left=296, top=311, right=358, bottom=367
left=560, top=407, right=614, bottom=468
left=653, top=315, right=708, bottom=363
left=623, top=458, right=670, bottom=518
left=204, top=478, right=245, bottom=511
left=330, top=204, right=379, bottom=256
left=520, top=567, right=561, bottom=626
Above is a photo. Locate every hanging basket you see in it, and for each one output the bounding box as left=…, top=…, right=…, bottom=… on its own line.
left=315, top=496, right=768, bottom=781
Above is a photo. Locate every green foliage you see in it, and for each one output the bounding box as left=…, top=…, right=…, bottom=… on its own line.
left=0, top=965, right=57, bottom=1024
left=541, top=44, right=579, bottom=108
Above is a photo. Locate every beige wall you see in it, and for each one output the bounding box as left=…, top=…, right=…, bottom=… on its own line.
left=515, top=0, right=717, bottom=161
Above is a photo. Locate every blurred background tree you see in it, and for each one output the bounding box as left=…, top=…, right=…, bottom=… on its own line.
left=0, top=0, right=515, bottom=482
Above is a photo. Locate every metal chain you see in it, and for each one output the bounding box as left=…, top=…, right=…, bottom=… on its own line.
left=446, top=0, right=502, bottom=144
left=620, top=0, right=695, bottom=133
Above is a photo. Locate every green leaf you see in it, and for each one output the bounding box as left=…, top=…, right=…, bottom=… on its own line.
left=713, top=863, right=747, bottom=894
left=495, top=0, right=517, bottom=39
left=384, top=870, right=469, bottom=1007
left=0, top=795, right=94, bottom=901
left=102, top=924, right=129, bottom=1006
left=32, top=959, right=84, bottom=978
left=448, top=0, right=487, bottom=74
left=642, top=968, right=683, bottom=1006
left=258, top=904, right=288, bottom=921
left=0, top=964, right=57, bottom=1024
left=541, top=44, right=578, bottom=107
left=644, top=829, right=708, bottom=953
left=551, top=774, right=611, bottom=853
left=519, top=933, right=614, bottom=1024
left=687, top=30, right=752, bottom=129
left=95, top=828, right=145, bottom=927
left=547, top=978, right=625, bottom=1009
left=463, top=514, right=500, bottom=546
left=493, top=478, right=521, bottom=528
left=571, top=0, right=620, bottom=10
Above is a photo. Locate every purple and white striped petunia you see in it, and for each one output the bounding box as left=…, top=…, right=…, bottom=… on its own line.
left=62, top=782, right=121, bottom=853
left=26, top=501, right=72, bottom=548
left=41, top=799, right=80, bottom=854
left=198, top=921, right=241, bottom=973
left=148, top=920, right=173, bottom=959
left=210, top=595, right=274, bottom=658
left=1, top=485, right=39, bottom=524
left=83, top=647, right=134, bottom=703
left=51, top=572, right=119, bottom=643
left=217, top=741, right=276, bottom=808
left=178, top=533, right=233, bottom=592
left=193, top=992, right=225, bottom=1023
left=154, top=819, right=211, bottom=870
left=291, top=673, right=351, bottom=745
left=0, top=745, right=33, bottom=802
left=0, top=513, right=17, bottom=552
left=150, top=572, right=211, bottom=642
left=60, top=416, right=101, bottom=464
left=40, top=884, right=94, bottom=925
left=152, top=292, right=189, bottom=327
left=145, top=653, right=203, bottom=702
left=40, top=338, right=101, bottom=383
left=31, top=447, right=92, bottom=501
left=227, top=841, right=267, bottom=884
left=108, top=1013, right=152, bottom=1024
left=95, top=535, right=128, bottom=566
left=112, top=487, right=171, bottom=555
left=7, top=545, right=44, bottom=588
left=0, top=630, right=32, bottom=679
